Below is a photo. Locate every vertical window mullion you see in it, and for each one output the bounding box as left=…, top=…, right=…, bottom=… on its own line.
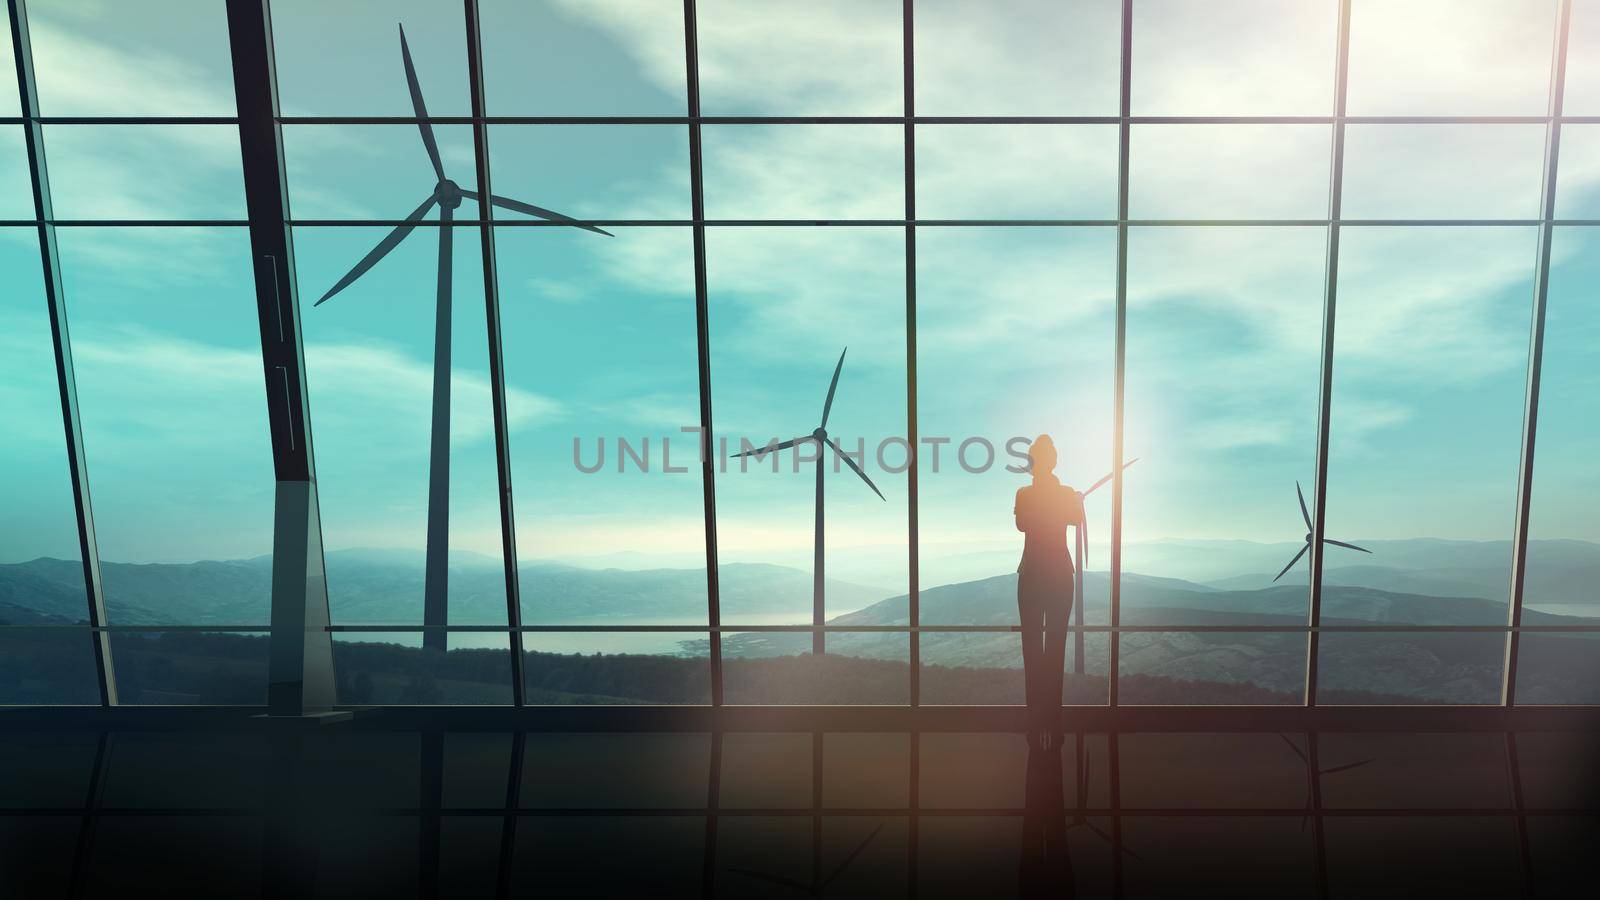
left=1503, top=0, right=1573, bottom=707
left=1307, top=0, right=1354, bottom=709
left=682, top=0, right=723, bottom=706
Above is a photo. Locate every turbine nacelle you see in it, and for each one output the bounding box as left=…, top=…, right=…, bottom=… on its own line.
left=1273, top=481, right=1372, bottom=582
left=435, top=178, right=465, bottom=211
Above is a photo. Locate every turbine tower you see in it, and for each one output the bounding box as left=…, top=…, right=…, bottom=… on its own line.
left=734, top=348, right=884, bottom=654
left=315, top=24, right=610, bottom=651
left=1273, top=481, right=1370, bottom=584
left=1066, top=457, right=1137, bottom=676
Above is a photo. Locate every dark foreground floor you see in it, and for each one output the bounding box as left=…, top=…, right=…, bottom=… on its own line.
left=1, top=721, right=1596, bottom=898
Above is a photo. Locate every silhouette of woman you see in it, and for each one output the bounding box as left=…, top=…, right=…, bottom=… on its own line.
left=1014, top=434, right=1083, bottom=746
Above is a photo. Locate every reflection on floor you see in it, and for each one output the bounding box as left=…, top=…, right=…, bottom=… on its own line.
left=0, top=726, right=1596, bottom=897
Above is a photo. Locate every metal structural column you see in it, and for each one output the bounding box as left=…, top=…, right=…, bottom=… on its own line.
left=464, top=0, right=527, bottom=705
left=1306, top=0, right=1354, bottom=708
left=6, top=0, right=117, bottom=706
left=1109, top=0, right=1133, bottom=708
left=902, top=0, right=921, bottom=707
left=1504, top=0, right=1573, bottom=707
left=225, top=0, right=336, bottom=715
left=683, top=0, right=725, bottom=704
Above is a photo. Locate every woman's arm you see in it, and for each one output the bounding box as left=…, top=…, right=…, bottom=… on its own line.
left=1014, top=487, right=1028, bottom=532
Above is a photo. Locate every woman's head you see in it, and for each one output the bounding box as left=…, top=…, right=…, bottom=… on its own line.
left=1028, top=434, right=1057, bottom=475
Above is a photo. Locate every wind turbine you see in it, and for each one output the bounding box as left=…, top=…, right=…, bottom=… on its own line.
left=733, top=348, right=884, bottom=655
left=1273, top=481, right=1370, bottom=585
left=315, top=24, right=610, bottom=652
left=727, top=823, right=883, bottom=895
left=1063, top=735, right=1141, bottom=859
left=1278, top=733, right=1373, bottom=830
left=1064, top=458, right=1137, bottom=678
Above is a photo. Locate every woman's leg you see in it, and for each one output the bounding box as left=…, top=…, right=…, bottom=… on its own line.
left=1017, top=577, right=1045, bottom=721
left=1042, top=580, right=1072, bottom=735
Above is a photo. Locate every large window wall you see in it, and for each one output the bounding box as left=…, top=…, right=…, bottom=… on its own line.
left=3, top=0, right=1597, bottom=709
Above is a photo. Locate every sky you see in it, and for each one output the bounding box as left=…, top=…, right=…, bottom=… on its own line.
left=2, top=1, right=1598, bottom=625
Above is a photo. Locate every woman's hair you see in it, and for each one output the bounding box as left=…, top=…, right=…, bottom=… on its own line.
left=1028, top=434, right=1057, bottom=474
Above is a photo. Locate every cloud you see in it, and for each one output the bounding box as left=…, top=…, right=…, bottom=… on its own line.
left=303, top=340, right=563, bottom=449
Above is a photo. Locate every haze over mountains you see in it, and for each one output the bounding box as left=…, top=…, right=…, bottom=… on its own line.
left=3, top=539, right=1595, bottom=704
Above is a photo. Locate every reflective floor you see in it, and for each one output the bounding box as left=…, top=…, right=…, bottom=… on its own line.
left=1, top=724, right=1596, bottom=898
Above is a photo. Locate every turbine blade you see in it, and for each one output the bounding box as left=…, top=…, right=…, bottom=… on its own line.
left=315, top=194, right=438, bottom=306
left=820, top=824, right=883, bottom=889
left=1324, top=538, right=1372, bottom=554
left=1278, top=732, right=1308, bottom=764
left=398, top=24, right=446, bottom=183
left=1083, top=457, right=1140, bottom=498
left=1296, top=480, right=1312, bottom=531
left=820, top=347, right=847, bottom=429
left=458, top=188, right=613, bottom=236
left=1320, top=758, right=1375, bottom=776
left=1271, top=543, right=1310, bottom=583
left=828, top=437, right=885, bottom=501
left=729, top=436, right=807, bottom=459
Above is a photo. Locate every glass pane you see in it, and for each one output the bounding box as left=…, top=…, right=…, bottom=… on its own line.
left=707, top=227, right=908, bottom=624
left=333, top=633, right=513, bottom=704
left=480, top=0, right=687, bottom=115
left=0, top=228, right=97, bottom=703
left=1565, top=0, right=1600, bottom=115
left=25, top=0, right=237, bottom=116
left=1514, top=633, right=1600, bottom=704
left=920, top=633, right=1026, bottom=705
left=1346, top=0, right=1557, bottom=115
left=489, top=126, right=689, bottom=220
left=695, top=0, right=901, bottom=116
left=270, top=0, right=471, bottom=117
left=1525, top=229, right=1600, bottom=620
left=55, top=228, right=274, bottom=624
left=1123, top=227, right=1324, bottom=631
left=1316, top=632, right=1504, bottom=703
left=110, top=631, right=269, bottom=705
left=722, top=632, right=908, bottom=704
left=1118, top=632, right=1305, bottom=704
left=1554, top=125, right=1600, bottom=219
left=916, top=125, right=1117, bottom=220
left=0, top=11, right=18, bottom=118
left=701, top=125, right=902, bottom=220
left=281, top=125, right=482, bottom=221
left=0, top=232, right=80, bottom=569
left=43, top=126, right=246, bottom=220
left=915, top=227, right=1114, bottom=635
left=1341, top=125, right=1546, bottom=220
left=1132, top=0, right=1337, bottom=115
left=914, top=0, right=1119, bottom=116
left=293, top=225, right=507, bottom=627
left=0, top=630, right=100, bottom=704
left=1325, top=227, right=1535, bottom=625
left=523, top=633, right=711, bottom=704
left=1130, top=126, right=1329, bottom=220
left=1, top=128, right=33, bottom=219
left=496, top=227, right=705, bottom=626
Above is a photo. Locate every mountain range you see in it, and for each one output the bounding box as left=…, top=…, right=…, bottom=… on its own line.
left=3, top=539, right=1595, bottom=704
